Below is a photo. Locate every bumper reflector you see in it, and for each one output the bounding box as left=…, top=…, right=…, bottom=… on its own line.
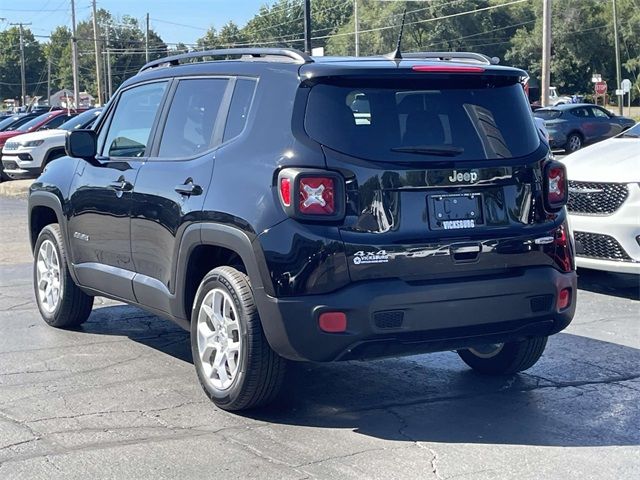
left=319, top=312, right=347, bottom=333
left=557, top=288, right=571, bottom=310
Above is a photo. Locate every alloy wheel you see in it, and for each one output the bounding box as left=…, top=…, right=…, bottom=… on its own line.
left=36, top=239, right=62, bottom=313
left=196, top=288, right=243, bottom=390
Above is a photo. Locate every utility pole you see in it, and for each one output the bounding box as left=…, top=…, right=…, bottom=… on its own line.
left=145, top=13, right=150, bottom=63
left=92, top=0, right=103, bottom=106
left=354, top=0, right=359, bottom=57
left=105, top=26, right=112, bottom=100
left=70, top=0, right=80, bottom=109
left=541, top=0, right=551, bottom=107
left=303, top=0, right=312, bottom=54
left=47, top=57, right=51, bottom=105
left=10, top=23, right=31, bottom=108
left=612, top=0, right=623, bottom=115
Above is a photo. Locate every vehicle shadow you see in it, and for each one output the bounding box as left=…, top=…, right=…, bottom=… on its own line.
left=83, top=304, right=640, bottom=448
left=577, top=268, right=640, bottom=300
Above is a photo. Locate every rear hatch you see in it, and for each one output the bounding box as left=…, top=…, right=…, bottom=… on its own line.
left=301, top=62, right=557, bottom=282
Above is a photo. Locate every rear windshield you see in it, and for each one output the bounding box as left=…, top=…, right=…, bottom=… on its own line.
left=305, top=80, right=539, bottom=161
left=533, top=109, right=562, bottom=120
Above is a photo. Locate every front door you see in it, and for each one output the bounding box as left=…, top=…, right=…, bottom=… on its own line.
left=67, top=80, right=169, bottom=301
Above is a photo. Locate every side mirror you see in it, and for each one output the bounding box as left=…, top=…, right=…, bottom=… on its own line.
left=66, top=129, right=97, bottom=160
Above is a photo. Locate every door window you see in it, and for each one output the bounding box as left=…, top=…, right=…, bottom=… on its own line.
left=591, top=107, right=610, bottom=118
left=569, top=107, right=591, bottom=118
left=100, top=81, right=168, bottom=158
left=158, top=78, right=228, bottom=158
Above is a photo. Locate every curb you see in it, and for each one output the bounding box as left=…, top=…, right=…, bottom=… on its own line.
left=0, top=179, right=32, bottom=198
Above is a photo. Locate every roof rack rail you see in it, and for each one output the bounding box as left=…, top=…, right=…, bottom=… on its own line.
left=139, top=48, right=313, bottom=73
left=402, top=51, right=499, bottom=65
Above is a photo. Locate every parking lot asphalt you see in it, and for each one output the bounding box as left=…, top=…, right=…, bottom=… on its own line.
left=0, top=196, right=638, bottom=479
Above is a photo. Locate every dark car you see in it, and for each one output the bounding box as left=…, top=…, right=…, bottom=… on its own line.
left=534, top=103, right=635, bottom=153
left=0, top=113, right=40, bottom=132
left=28, top=48, right=576, bottom=411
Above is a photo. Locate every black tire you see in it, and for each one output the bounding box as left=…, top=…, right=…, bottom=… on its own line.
left=564, top=133, right=583, bottom=153
left=457, top=336, right=548, bottom=375
left=190, top=266, right=286, bottom=411
left=33, top=224, right=93, bottom=328
left=0, top=162, right=9, bottom=182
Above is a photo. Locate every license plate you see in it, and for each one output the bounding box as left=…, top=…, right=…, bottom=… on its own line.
left=429, top=193, right=483, bottom=230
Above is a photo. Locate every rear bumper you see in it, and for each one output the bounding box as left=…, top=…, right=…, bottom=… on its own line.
left=255, top=266, right=577, bottom=362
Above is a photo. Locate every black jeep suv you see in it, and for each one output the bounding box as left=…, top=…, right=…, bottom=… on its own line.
left=28, top=48, right=576, bottom=411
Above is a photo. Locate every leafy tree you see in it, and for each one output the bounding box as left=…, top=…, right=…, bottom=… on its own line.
left=0, top=27, right=46, bottom=104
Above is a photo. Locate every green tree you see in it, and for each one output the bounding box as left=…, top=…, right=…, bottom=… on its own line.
left=0, top=27, right=46, bottom=104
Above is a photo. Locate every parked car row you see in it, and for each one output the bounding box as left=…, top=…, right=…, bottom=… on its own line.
left=0, top=108, right=102, bottom=182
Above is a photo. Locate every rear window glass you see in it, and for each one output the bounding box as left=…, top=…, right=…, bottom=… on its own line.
left=223, top=78, right=257, bottom=142
left=16, top=112, right=54, bottom=132
left=534, top=109, right=562, bottom=120
left=305, top=81, right=539, bottom=161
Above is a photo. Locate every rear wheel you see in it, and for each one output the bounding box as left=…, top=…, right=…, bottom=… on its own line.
left=33, top=224, right=94, bottom=328
left=564, top=133, right=582, bottom=153
left=190, top=266, right=286, bottom=411
left=457, top=337, right=548, bottom=374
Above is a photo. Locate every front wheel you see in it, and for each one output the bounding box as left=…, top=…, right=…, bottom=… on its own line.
left=457, top=337, right=548, bottom=375
left=190, top=266, right=286, bottom=411
left=33, top=224, right=94, bottom=328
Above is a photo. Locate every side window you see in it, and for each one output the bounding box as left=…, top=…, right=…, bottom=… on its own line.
left=570, top=107, right=591, bottom=118
left=223, top=79, right=257, bottom=142
left=158, top=78, right=228, bottom=158
left=100, top=81, right=167, bottom=158
left=591, top=107, right=609, bottom=118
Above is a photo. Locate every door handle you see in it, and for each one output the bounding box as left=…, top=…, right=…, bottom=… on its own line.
left=174, top=179, right=202, bottom=197
left=109, top=177, right=133, bottom=192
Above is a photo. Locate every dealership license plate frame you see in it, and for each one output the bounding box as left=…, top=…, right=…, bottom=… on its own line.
left=429, top=193, right=484, bottom=230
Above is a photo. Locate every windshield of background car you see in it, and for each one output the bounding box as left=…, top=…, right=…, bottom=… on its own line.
left=15, top=112, right=53, bottom=132
left=305, top=79, right=539, bottom=161
left=0, top=116, right=22, bottom=130
left=59, top=109, right=101, bottom=131
left=619, top=123, right=640, bottom=138
left=533, top=109, right=562, bottom=120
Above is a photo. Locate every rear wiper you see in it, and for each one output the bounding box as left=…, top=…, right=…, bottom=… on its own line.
left=391, top=145, right=464, bottom=156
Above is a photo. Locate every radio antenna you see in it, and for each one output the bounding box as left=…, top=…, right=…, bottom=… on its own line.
left=385, top=8, right=407, bottom=61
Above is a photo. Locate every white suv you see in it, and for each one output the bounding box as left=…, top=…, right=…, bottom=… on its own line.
left=1, top=109, right=101, bottom=180
left=562, top=122, right=640, bottom=274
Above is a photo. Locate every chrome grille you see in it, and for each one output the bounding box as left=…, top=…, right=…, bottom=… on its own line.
left=574, top=231, right=632, bottom=261
left=567, top=181, right=628, bottom=215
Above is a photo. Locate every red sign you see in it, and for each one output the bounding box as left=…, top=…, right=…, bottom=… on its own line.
left=595, top=81, right=607, bottom=95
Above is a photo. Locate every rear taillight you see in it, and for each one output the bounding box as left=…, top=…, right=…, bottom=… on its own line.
left=278, top=168, right=345, bottom=220
left=543, top=160, right=568, bottom=212
left=299, top=177, right=335, bottom=215
left=543, top=223, right=574, bottom=273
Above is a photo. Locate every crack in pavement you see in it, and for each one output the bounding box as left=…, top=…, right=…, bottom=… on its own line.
left=385, top=407, right=442, bottom=479
left=0, top=422, right=264, bottom=468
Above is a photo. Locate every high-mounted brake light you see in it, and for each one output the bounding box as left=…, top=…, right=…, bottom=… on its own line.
left=543, top=160, right=568, bottom=212
left=412, top=65, right=485, bottom=73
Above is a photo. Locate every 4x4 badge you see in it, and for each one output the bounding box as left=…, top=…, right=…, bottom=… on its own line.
left=353, top=250, right=389, bottom=265
left=448, top=170, right=479, bottom=183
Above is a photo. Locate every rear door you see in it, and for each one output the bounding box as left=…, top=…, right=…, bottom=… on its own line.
left=303, top=72, right=554, bottom=282
left=130, top=77, right=254, bottom=312
left=67, top=80, right=169, bottom=300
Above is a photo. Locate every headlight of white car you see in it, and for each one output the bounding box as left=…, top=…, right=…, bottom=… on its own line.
left=21, top=140, right=45, bottom=147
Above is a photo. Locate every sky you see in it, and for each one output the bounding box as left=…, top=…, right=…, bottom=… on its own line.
left=0, top=0, right=273, bottom=45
